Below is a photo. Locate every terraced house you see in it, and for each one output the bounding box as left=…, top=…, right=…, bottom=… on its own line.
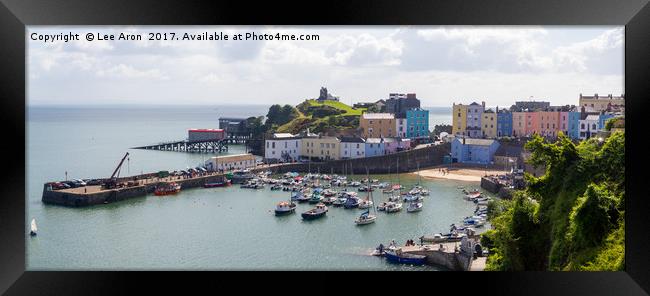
left=481, top=109, right=497, bottom=138
left=360, top=113, right=396, bottom=138
left=301, top=136, right=341, bottom=161
left=406, top=108, right=430, bottom=138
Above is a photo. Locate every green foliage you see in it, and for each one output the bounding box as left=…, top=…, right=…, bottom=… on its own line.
left=487, top=131, right=625, bottom=271
left=266, top=104, right=299, bottom=127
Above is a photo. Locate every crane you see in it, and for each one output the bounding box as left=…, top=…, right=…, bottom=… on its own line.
left=103, top=152, right=130, bottom=189
left=111, top=152, right=130, bottom=179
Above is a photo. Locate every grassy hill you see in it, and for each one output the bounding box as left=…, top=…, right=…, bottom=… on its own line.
left=276, top=100, right=366, bottom=134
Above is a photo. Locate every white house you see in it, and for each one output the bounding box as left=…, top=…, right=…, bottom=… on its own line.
left=339, top=137, right=366, bottom=159
left=264, top=133, right=301, bottom=162
left=579, top=115, right=600, bottom=140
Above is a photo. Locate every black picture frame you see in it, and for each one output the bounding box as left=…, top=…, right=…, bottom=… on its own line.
left=1, top=0, right=649, bottom=294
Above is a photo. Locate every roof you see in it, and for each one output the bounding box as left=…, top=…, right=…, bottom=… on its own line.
left=339, top=136, right=365, bottom=143
left=272, top=133, right=296, bottom=139
left=365, top=138, right=385, bottom=144
left=455, top=138, right=497, bottom=146
left=494, top=144, right=524, bottom=157
left=469, top=102, right=480, bottom=106
left=362, top=113, right=394, bottom=120
left=189, top=129, right=224, bottom=132
left=210, top=153, right=255, bottom=161
left=585, top=115, right=600, bottom=121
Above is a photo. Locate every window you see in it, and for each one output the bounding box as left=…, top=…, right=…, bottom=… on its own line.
left=592, top=124, right=597, bottom=130
left=284, top=142, right=287, bottom=148
left=272, top=142, right=275, bottom=149
left=581, top=123, right=585, bottom=129
left=266, top=142, right=269, bottom=148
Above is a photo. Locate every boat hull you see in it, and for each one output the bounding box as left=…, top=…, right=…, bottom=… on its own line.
left=301, top=211, right=327, bottom=220
left=384, top=252, right=427, bottom=265
left=275, top=208, right=296, bottom=216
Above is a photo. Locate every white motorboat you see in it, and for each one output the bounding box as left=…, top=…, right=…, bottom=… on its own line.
left=385, top=202, right=403, bottom=213
left=358, top=199, right=374, bottom=209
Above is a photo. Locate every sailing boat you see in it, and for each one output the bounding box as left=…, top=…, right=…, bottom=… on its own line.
left=355, top=168, right=377, bottom=225
left=30, top=218, right=37, bottom=236
left=385, top=158, right=403, bottom=212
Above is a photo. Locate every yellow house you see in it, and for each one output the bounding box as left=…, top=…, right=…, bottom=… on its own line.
left=301, top=136, right=341, bottom=161
left=359, top=113, right=396, bottom=138
left=452, top=103, right=468, bottom=136
left=481, top=110, right=497, bottom=138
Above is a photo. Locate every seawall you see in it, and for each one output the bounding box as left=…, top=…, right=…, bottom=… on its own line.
left=42, top=174, right=230, bottom=207
left=270, top=143, right=450, bottom=175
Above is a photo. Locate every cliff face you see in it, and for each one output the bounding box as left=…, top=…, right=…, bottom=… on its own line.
left=482, top=132, right=625, bottom=271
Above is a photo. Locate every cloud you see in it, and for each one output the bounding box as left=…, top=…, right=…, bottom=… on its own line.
left=96, top=64, right=168, bottom=80
left=552, top=28, right=623, bottom=74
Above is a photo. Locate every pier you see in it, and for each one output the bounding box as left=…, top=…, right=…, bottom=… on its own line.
left=42, top=172, right=232, bottom=207
left=398, top=240, right=486, bottom=271
left=132, top=138, right=229, bottom=153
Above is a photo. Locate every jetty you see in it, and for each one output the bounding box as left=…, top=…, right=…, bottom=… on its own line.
left=396, top=238, right=486, bottom=271
left=131, top=138, right=229, bottom=153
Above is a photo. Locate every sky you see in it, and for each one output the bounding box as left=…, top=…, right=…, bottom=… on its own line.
left=27, top=26, right=624, bottom=108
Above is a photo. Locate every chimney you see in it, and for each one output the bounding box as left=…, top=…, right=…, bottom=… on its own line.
left=463, top=136, right=466, bottom=145
left=482, top=101, right=485, bottom=108
left=595, top=93, right=598, bottom=98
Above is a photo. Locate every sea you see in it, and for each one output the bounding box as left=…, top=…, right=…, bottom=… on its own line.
left=26, top=105, right=487, bottom=270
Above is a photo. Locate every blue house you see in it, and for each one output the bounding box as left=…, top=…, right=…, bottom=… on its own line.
left=598, top=113, right=616, bottom=130
left=568, top=111, right=581, bottom=140
left=365, top=138, right=386, bottom=157
left=406, top=108, right=429, bottom=138
left=496, top=109, right=512, bottom=137
left=451, top=137, right=500, bottom=164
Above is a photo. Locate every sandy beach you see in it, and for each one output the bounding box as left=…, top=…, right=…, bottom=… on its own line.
left=413, top=166, right=507, bottom=182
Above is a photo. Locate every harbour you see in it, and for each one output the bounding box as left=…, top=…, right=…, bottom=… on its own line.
left=28, top=105, right=489, bottom=270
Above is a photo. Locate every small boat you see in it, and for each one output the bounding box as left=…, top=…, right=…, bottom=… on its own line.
left=203, top=180, right=231, bottom=188
left=302, top=203, right=328, bottom=220
left=420, top=188, right=430, bottom=196
left=385, top=202, right=403, bottom=213
left=322, top=196, right=337, bottom=205
left=270, top=184, right=282, bottom=190
left=344, top=196, right=360, bottom=209
left=291, top=191, right=304, bottom=201
left=332, top=197, right=347, bottom=207
left=384, top=249, right=427, bottom=265
left=296, top=192, right=311, bottom=203
left=275, top=201, right=297, bottom=216
left=376, top=202, right=387, bottom=211
left=355, top=209, right=377, bottom=225
left=358, top=186, right=373, bottom=192
left=403, top=194, right=422, bottom=202
left=30, top=218, right=37, bottom=236
left=154, top=182, right=181, bottom=196
left=322, top=189, right=337, bottom=197
left=358, top=199, right=374, bottom=209
left=406, top=201, right=423, bottom=213
left=309, top=193, right=324, bottom=204
left=387, top=195, right=401, bottom=202
left=349, top=181, right=361, bottom=187
left=382, top=188, right=394, bottom=194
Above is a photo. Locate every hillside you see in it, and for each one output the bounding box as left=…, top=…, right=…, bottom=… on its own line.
left=481, top=132, right=625, bottom=271
left=276, top=99, right=366, bottom=134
